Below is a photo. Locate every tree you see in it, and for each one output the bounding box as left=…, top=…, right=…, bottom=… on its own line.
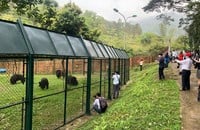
left=141, top=33, right=152, bottom=44
left=40, top=6, right=57, bottom=29
left=133, top=23, right=142, bottom=36
left=143, top=0, right=198, bottom=48
left=184, top=2, right=200, bottom=49
left=43, top=0, right=58, bottom=7
left=159, top=23, right=167, bottom=38
left=26, top=1, right=57, bottom=30
left=54, top=3, right=86, bottom=36
left=54, top=3, right=100, bottom=41
left=143, top=0, right=190, bottom=13
left=176, top=35, right=189, bottom=49
left=157, top=14, right=175, bottom=46
left=0, top=0, right=42, bottom=14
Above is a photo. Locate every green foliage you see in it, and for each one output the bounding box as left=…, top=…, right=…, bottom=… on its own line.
left=0, top=0, right=42, bottom=14
left=175, top=35, right=190, bottom=49
left=53, top=3, right=100, bottom=41
left=54, top=3, right=84, bottom=36
left=140, top=33, right=153, bottom=44
left=40, top=6, right=57, bottom=29
left=0, top=1, right=185, bottom=55
left=159, top=23, right=167, bottom=38
left=77, top=64, right=181, bottom=130
left=184, top=2, right=200, bottom=49
left=143, top=0, right=200, bottom=49
left=43, top=0, right=58, bottom=7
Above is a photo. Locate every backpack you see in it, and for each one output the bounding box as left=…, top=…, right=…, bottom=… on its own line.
left=99, top=98, right=108, bottom=113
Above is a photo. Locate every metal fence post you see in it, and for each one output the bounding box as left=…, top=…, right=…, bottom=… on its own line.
left=25, top=55, right=34, bottom=130
left=108, top=58, right=112, bottom=100
left=99, top=59, right=102, bottom=95
left=124, top=59, right=126, bottom=85
left=86, top=57, right=92, bottom=115
left=64, top=58, right=68, bottom=124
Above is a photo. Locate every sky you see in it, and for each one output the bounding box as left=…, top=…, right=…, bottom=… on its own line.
left=55, top=0, right=186, bottom=35
left=55, top=0, right=160, bottom=23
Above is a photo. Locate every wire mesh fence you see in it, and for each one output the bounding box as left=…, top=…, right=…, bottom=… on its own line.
left=0, top=58, right=128, bottom=130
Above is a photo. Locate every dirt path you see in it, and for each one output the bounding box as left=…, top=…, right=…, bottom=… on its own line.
left=170, top=63, right=200, bottom=130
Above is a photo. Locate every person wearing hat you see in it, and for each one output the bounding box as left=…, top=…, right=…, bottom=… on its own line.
left=175, top=53, right=193, bottom=91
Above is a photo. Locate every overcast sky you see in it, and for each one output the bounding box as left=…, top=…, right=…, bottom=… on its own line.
left=55, top=0, right=161, bottom=22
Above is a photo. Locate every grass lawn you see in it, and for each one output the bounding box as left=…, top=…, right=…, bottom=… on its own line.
left=0, top=73, right=106, bottom=130
left=77, top=63, right=181, bottom=130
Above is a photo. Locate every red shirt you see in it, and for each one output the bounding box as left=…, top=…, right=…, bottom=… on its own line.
left=178, top=53, right=184, bottom=60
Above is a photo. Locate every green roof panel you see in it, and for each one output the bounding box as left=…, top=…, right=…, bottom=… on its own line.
left=49, top=32, right=74, bottom=56
left=67, top=36, right=89, bottom=57
left=115, top=49, right=122, bottom=58
left=123, top=51, right=129, bottom=59
left=83, top=39, right=97, bottom=57
left=91, top=42, right=104, bottom=58
left=116, top=49, right=124, bottom=58
left=120, top=50, right=129, bottom=59
left=110, top=47, right=118, bottom=58
left=0, top=21, right=28, bottom=55
left=108, top=46, right=117, bottom=58
left=103, top=45, right=114, bottom=58
left=24, top=26, right=57, bottom=56
left=98, top=44, right=109, bottom=58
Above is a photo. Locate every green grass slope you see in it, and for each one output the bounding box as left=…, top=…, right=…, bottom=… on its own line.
left=77, top=63, right=181, bottom=130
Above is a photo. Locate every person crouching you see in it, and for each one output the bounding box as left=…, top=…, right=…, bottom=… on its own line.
left=93, top=93, right=101, bottom=114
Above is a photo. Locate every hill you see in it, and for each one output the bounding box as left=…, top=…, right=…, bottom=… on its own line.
left=135, top=12, right=186, bottom=37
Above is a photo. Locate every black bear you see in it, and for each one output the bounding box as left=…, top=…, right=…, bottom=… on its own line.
left=39, top=78, right=49, bottom=89
left=56, top=70, right=65, bottom=78
left=67, top=75, right=78, bottom=86
left=10, top=74, right=25, bottom=85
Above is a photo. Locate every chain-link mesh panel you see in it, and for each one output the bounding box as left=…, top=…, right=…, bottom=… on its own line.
left=66, top=85, right=86, bottom=122
left=66, top=59, right=87, bottom=121
left=0, top=103, right=24, bottom=130
left=0, top=59, right=26, bottom=130
left=32, top=59, right=66, bottom=129
left=32, top=93, right=65, bottom=130
left=0, top=61, right=26, bottom=107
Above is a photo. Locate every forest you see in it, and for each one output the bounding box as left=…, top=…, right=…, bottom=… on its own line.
left=0, top=0, right=195, bottom=56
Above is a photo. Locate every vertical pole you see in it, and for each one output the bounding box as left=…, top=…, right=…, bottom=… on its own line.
left=25, top=55, right=34, bottom=130
left=72, top=59, right=74, bottom=75
left=124, top=59, right=126, bottom=85
left=123, top=21, right=126, bottom=50
left=21, top=97, right=24, bottom=130
left=99, top=60, right=102, bottom=95
left=64, top=58, right=68, bottom=124
left=121, top=59, right=124, bottom=85
left=86, top=57, right=92, bottom=115
left=128, top=59, right=130, bottom=81
left=118, top=59, right=120, bottom=75
left=108, top=58, right=112, bottom=99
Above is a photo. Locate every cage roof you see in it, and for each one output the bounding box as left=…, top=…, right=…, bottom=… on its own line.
left=0, top=19, right=129, bottom=59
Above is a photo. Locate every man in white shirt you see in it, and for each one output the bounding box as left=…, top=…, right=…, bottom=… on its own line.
left=93, top=93, right=101, bottom=113
left=175, top=54, right=193, bottom=90
left=92, top=92, right=108, bottom=114
left=112, top=71, right=120, bottom=99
